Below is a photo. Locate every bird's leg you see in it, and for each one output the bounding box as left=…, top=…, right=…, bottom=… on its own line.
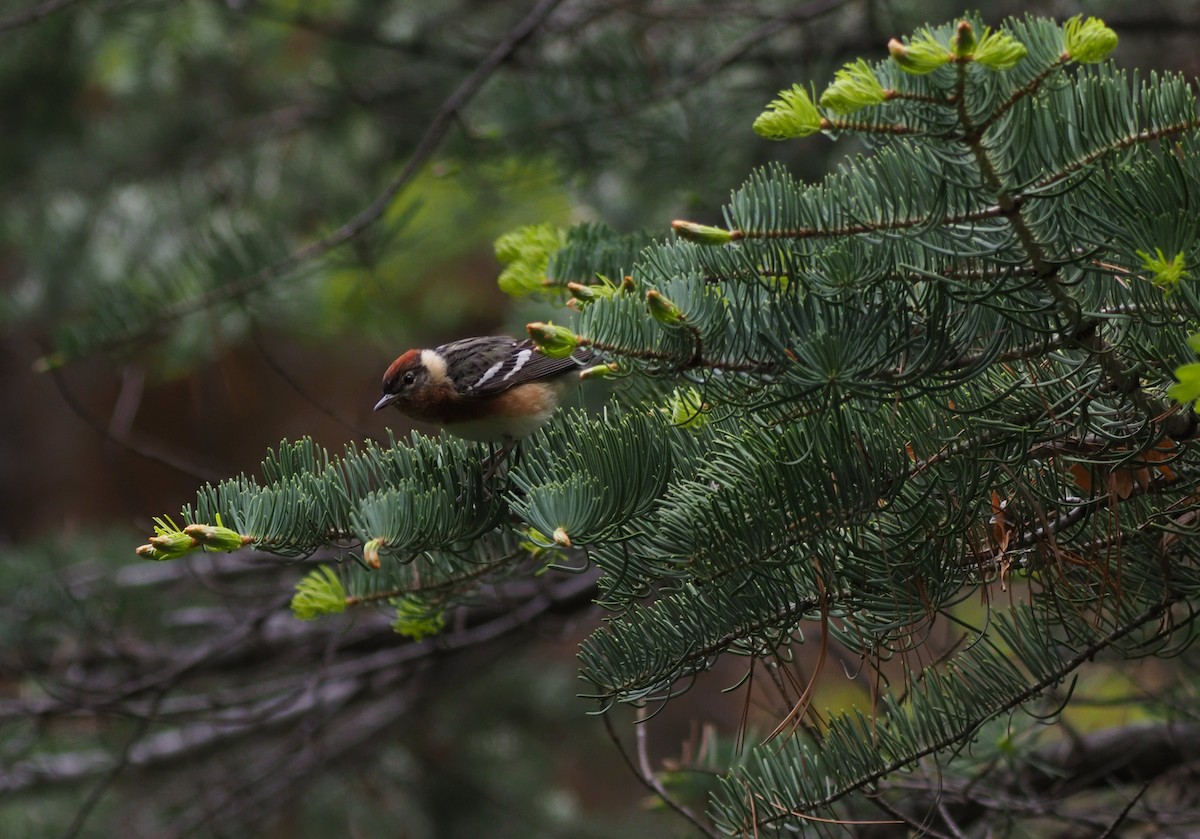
left=480, top=437, right=518, bottom=485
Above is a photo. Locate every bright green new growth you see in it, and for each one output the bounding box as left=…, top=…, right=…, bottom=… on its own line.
left=391, top=596, right=446, bottom=640
left=526, top=321, right=579, bottom=356
left=888, top=30, right=952, bottom=74
left=1138, top=246, right=1190, bottom=295
left=292, top=565, right=347, bottom=620
left=973, top=27, right=1029, bottom=69
left=495, top=223, right=568, bottom=296
left=1064, top=15, right=1119, bottom=63
left=752, top=84, right=822, bottom=139
left=138, top=513, right=248, bottom=561
left=819, top=59, right=887, bottom=114
left=889, top=21, right=1027, bottom=74
left=1169, top=333, right=1200, bottom=409
left=662, top=387, right=709, bottom=430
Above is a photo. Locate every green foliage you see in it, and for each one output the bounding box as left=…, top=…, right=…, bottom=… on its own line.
left=496, top=223, right=568, bottom=297
left=1169, top=333, right=1200, bottom=408
left=819, top=59, right=886, bottom=114
left=753, top=84, right=822, bottom=140
left=390, top=595, right=446, bottom=639
left=292, top=564, right=347, bottom=620
left=137, top=12, right=1200, bottom=837
left=508, top=409, right=673, bottom=548
left=972, top=26, right=1030, bottom=69
left=1139, top=246, right=1191, bottom=295
left=525, top=321, right=579, bottom=357
left=1064, top=14, right=1119, bottom=63
left=887, top=29, right=953, bottom=74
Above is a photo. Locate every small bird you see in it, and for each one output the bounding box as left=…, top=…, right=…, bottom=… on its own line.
left=374, top=335, right=591, bottom=444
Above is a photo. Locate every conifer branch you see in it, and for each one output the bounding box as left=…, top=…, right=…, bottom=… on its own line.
left=745, top=597, right=1187, bottom=831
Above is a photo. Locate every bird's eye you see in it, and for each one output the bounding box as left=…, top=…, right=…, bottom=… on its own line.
left=402, top=371, right=416, bottom=387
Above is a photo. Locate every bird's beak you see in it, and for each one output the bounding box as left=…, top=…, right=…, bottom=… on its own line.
left=373, top=393, right=397, bottom=412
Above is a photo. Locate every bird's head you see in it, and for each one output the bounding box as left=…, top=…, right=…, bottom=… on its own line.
left=373, top=350, right=426, bottom=412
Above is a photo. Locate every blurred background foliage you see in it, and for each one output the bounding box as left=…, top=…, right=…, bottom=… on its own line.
left=3, top=0, right=1200, bottom=836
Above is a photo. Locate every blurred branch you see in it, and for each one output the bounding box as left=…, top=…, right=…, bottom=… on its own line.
left=1024, top=720, right=1200, bottom=795
left=1098, top=783, right=1152, bottom=839
left=243, top=1, right=481, bottom=58
left=0, top=569, right=598, bottom=806
left=59, top=689, right=165, bottom=839
left=531, top=0, right=853, bottom=133
left=0, top=0, right=85, bottom=34
left=635, top=707, right=722, bottom=839
left=47, top=364, right=224, bottom=481
left=85, top=0, right=568, bottom=359
left=876, top=720, right=1200, bottom=837
left=602, top=709, right=722, bottom=839
left=165, top=678, right=418, bottom=837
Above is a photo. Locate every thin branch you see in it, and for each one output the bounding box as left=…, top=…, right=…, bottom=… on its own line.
left=249, top=328, right=365, bottom=436
left=58, top=690, right=166, bottom=839
left=532, top=0, right=853, bottom=133
left=867, top=795, right=955, bottom=839
left=48, top=363, right=223, bottom=481
left=601, top=711, right=722, bottom=839
left=1098, top=782, right=1155, bottom=839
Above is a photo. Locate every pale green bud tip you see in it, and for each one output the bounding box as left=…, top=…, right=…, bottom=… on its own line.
left=566, top=282, right=596, bottom=301
left=646, top=290, right=684, bottom=325
left=149, top=531, right=199, bottom=554
left=552, top=527, right=572, bottom=547
left=363, top=538, right=384, bottom=569
left=1064, top=16, right=1117, bottom=63
left=526, top=321, right=579, bottom=357
left=183, top=523, right=251, bottom=552
left=1137, top=247, right=1190, bottom=295
left=951, top=21, right=976, bottom=57
left=137, top=544, right=175, bottom=561
left=819, top=59, right=886, bottom=114
left=291, top=565, right=347, bottom=621
left=579, top=363, right=620, bottom=381
left=671, top=220, right=735, bottom=245
left=888, top=35, right=951, bottom=74
left=566, top=279, right=618, bottom=305
left=753, top=84, right=822, bottom=140
left=974, top=30, right=1028, bottom=70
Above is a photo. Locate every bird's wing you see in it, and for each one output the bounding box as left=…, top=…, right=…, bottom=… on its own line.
left=466, top=340, right=593, bottom=397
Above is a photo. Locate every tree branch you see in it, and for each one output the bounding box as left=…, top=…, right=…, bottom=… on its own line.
left=81, top=0, right=568, bottom=359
